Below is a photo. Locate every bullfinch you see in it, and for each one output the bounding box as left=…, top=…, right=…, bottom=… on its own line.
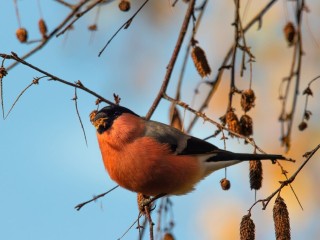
left=92, top=105, right=285, bottom=197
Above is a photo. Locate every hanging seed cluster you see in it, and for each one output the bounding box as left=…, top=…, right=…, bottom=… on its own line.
left=283, top=22, right=296, bottom=46
left=119, top=0, right=131, bottom=11
left=0, top=67, right=8, bottom=79
left=220, top=178, right=231, bottom=190
left=273, top=195, right=291, bottom=240
left=240, top=214, right=255, bottom=240
left=249, top=160, right=263, bottom=190
left=191, top=45, right=211, bottom=78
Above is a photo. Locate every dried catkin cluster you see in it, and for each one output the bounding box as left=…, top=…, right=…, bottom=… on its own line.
left=273, top=195, right=291, bottom=240
left=249, top=160, right=263, bottom=190
left=240, top=214, right=255, bottom=240
left=283, top=22, right=296, bottom=46
left=191, top=46, right=211, bottom=78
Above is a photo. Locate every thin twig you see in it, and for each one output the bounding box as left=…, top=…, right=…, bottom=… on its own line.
left=7, top=0, right=90, bottom=71
left=98, top=0, right=150, bottom=56
left=145, top=0, right=196, bottom=120
left=2, top=52, right=114, bottom=106
left=56, top=0, right=114, bottom=37
left=74, top=185, right=119, bottom=211
left=73, top=87, right=88, bottom=146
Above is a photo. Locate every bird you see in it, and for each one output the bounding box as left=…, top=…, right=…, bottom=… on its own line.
left=91, top=105, right=286, bottom=197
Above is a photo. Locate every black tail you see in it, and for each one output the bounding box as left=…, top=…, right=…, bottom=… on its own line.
left=206, top=152, right=286, bottom=163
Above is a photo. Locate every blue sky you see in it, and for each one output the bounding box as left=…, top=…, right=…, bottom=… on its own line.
left=1, top=1, right=320, bottom=239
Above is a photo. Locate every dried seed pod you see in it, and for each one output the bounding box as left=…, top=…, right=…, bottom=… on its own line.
left=220, top=178, right=231, bottom=190
left=249, top=160, right=263, bottom=190
left=191, top=46, right=211, bottom=78
left=226, top=110, right=241, bottom=136
left=273, top=195, right=291, bottom=240
left=119, top=0, right=130, bottom=11
left=240, top=214, right=255, bottom=240
left=298, top=121, right=307, bottom=131
left=170, top=105, right=182, bottom=131
left=283, top=22, right=295, bottom=46
left=0, top=67, right=8, bottom=78
left=163, top=232, right=175, bottom=240
left=240, top=114, right=253, bottom=137
left=137, top=193, right=152, bottom=215
left=88, top=24, right=97, bottom=31
left=16, top=28, right=28, bottom=43
left=38, top=18, right=48, bottom=38
left=241, top=89, right=256, bottom=112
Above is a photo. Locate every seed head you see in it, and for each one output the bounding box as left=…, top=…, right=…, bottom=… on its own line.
left=273, top=195, right=291, bottom=240
left=240, top=214, right=255, bottom=240
left=16, top=28, right=28, bottom=43
left=0, top=67, right=8, bottom=79
left=88, top=24, right=97, bottom=31
left=283, top=22, right=295, bottom=46
left=119, top=0, right=130, bottom=12
left=241, top=89, right=256, bottom=112
left=298, top=121, right=307, bottom=131
left=240, top=114, right=253, bottom=137
left=38, top=19, right=48, bottom=38
left=163, top=232, right=175, bottom=240
left=220, top=178, right=231, bottom=190
left=226, top=110, right=241, bottom=136
left=191, top=46, right=211, bottom=78
left=249, top=160, right=263, bottom=190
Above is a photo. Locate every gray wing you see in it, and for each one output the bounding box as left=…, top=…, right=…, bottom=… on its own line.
left=144, top=120, right=219, bottom=155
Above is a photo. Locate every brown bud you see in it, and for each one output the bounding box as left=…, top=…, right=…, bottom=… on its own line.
left=298, top=121, right=307, bottom=131
left=0, top=67, right=8, bottom=79
left=137, top=193, right=152, bottom=215
left=88, top=24, right=97, bottom=31
left=273, top=195, right=291, bottom=240
left=241, top=89, right=256, bottom=112
left=283, top=22, right=295, bottom=46
left=119, top=0, right=130, bottom=12
left=170, top=105, right=182, bottom=131
left=240, top=214, right=255, bottom=240
left=38, top=19, right=48, bottom=38
left=220, top=178, right=231, bottom=190
left=249, top=160, right=263, bottom=190
left=226, top=110, right=241, bottom=136
left=163, top=232, right=175, bottom=240
left=191, top=46, right=211, bottom=78
left=16, top=28, right=28, bottom=43
left=303, top=87, right=313, bottom=96
left=240, top=114, right=253, bottom=137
